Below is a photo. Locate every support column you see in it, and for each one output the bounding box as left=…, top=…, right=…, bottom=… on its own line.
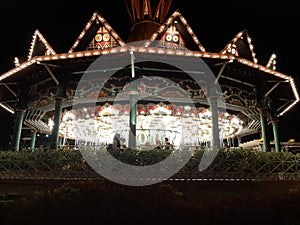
left=30, top=130, right=37, bottom=152
left=128, top=89, right=138, bottom=149
left=12, top=109, right=26, bottom=152
left=271, top=114, right=280, bottom=153
left=50, top=80, right=66, bottom=149
left=128, top=51, right=138, bottom=149
left=256, top=87, right=272, bottom=152
left=258, top=106, right=271, bottom=152
left=50, top=97, right=63, bottom=149
left=208, top=96, right=220, bottom=149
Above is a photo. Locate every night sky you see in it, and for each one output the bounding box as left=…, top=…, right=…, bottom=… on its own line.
left=0, top=0, right=299, bottom=147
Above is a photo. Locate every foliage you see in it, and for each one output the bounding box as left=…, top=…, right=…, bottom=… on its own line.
left=0, top=148, right=299, bottom=176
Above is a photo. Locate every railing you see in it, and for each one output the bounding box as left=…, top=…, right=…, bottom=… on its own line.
left=0, top=149, right=299, bottom=181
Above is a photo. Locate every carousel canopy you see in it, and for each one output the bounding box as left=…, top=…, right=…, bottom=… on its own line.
left=0, top=0, right=298, bottom=141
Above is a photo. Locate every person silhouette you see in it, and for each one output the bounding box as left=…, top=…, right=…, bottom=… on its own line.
left=164, top=137, right=172, bottom=150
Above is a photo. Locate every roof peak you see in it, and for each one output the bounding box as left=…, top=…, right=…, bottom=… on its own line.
left=125, top=0, right=172, bottom=24
left=125, top=0, right=173, bottom=43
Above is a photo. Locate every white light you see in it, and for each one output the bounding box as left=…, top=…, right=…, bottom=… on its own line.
left=60, top=105, right=243, bottom=147
left=14, top=57, right=20, bottom=67
left=0, top=103, right=14, bottom=114
left=48, top=118, right=54, bottom=130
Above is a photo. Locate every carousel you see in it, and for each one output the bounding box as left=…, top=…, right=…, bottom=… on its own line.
left=0, top=0, right=298, bottom=152
left=57, top=100, right=243, bottom=148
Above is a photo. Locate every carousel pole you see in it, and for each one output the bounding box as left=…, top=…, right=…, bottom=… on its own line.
left=128, top=51, right=137, bottom=149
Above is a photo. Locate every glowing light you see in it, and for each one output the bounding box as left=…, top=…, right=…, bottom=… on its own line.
left=57, top=104, right=243, bottom=147
left=48, top=118, right=54, bottom=131
left=147, top=10, right=206, bottom=52
left=14, top=57, right=20, bottom=67
left=0, top=103, right=14, bottom=114
left=27, top=30, right=56, bottom=61
left=68, top=11, right=125, bottom=53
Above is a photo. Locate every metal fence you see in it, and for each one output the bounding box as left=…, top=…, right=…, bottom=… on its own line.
left=0, top=150, right=299, bottom=181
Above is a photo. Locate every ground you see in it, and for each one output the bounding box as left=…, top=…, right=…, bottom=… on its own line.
left=1, top=179, right=300, bottom=225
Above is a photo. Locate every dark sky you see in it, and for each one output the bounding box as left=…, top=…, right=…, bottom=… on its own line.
left=0, top=0, right=299, bottom=146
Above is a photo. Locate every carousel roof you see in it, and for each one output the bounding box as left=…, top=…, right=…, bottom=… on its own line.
left=0, top=0, right=298, bottom=134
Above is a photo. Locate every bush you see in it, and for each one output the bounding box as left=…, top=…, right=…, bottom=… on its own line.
left=0, top=148, right=299, bottom=176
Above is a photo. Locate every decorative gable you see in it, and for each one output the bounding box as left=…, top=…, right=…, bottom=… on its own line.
left=27, top=29, right=56, bottom=61
left=146, top=10, right=206, bottom=52
left=68, top=11, right=125, bottom=53
left=221, top=29, right=258, bottom=63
